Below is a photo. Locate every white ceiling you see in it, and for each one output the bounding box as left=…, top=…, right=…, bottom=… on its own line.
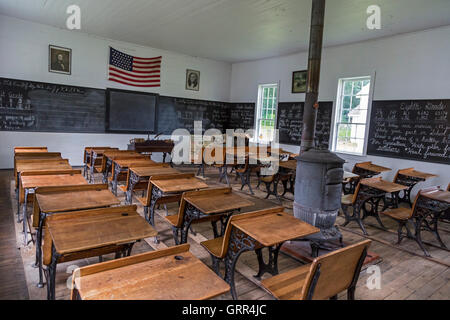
left=1, top=0, right=450, bottom=62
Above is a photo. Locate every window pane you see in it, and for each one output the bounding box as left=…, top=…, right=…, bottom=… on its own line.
left=352, top=81, right=363, bottom=95
left=342, top=96, right=351, bottom=110
left=264, top=88, right=268, bottom=98
left=268, top=88, right=273, bottom=98
left=344, top=81, right=352, bottom=95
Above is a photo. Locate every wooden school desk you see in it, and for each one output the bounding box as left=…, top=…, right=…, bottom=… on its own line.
left=33, top=184, right=121, bottom=288
left=125, top=164, right=179, bottom=204
left=19, top=170, right=87, bottom=245
left=71, top=244, right=229, bottom=300
left=110, top=158, right=156, bottom=195
left=43, top=205, right=157, bottom=300
left=166, top=187, right=254, bottom=244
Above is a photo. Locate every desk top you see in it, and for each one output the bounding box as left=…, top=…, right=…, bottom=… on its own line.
left=15, top=147, right=48, bottom=154
left=36, top=188, right=120, bottom=213
left=130, top=165, right=179, bottom=177
left=73, top=244, right=229, bottom=300
left=16, top=161, right=71, bottom=173
left=114, top=158, right=156, bottom=168
left=232, top=210, right=319, bottom=247
left=104, top=151, right=143, bottom=160
left=48, top=209, right=157, bottom=255
left=398, top=168, right=438, bottom=180
left=151, top=177, right=208, bottom=193
left=21, top=174, right=87, bottom=189
left=355, top=162, right=391, bottom=173
left=361, top=178, right=408, bottom=193
left=184, top=192, right=254, bottom=215
left=422, top=190, right=450, bottom=204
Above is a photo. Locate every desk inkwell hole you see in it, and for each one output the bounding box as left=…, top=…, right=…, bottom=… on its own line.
left=277, top=213, right=283, bottom=217
left=121, top=213, right=129, bottom=217
left=174, top=256, right=184, bottom=261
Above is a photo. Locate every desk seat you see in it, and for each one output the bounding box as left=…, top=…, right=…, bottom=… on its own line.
left=201, top=236, right=225, bottom=258
left=382, top=207, right=411, bottom=220
left=341, top=194, right=354, bottom=205
left=260, top=264, right=310, bottom=300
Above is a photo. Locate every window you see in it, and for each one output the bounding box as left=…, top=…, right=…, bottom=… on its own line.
left=255, top=84, right=278, bottom=142
left=332, top=77, right=371, bottom=155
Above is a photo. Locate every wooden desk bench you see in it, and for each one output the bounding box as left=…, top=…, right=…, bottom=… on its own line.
left=71, top=244, right=229, bottom=300
left=19, top=169, right=86, bottom=245
left=110, top=158, right=156, bottom=195
left=101, top=150, right=144, bottom=184
left=394, top=168, right=438, bottom=206
left=44, top=205, right=157, bottom=300
left=201, top=207, right=319, bottom=299
left=33, top=184, right=121, bottom=288
left=125, top=164, right=179, bottom=204
left=165, top=187, right=254, bottom=244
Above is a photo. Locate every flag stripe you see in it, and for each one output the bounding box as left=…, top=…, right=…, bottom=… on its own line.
left=109, top=71, right=161, bottom=83
left=108, top=78, right=160, bottom=87
left=109, top=67, right=160, bottom=78
left=134, top=55, right=162, bottom=61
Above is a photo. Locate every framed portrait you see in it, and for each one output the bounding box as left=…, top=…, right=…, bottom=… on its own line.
left=292, top=70, right=307, bottom=93
left=49, top=45, right=72, bottom=75
left=186, top=69, right=200, bottom=91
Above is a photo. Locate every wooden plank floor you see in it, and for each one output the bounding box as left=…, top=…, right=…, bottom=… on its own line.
left=0, top=170, right=29, bottom=299
left=1, top=166, right=449, bottom=300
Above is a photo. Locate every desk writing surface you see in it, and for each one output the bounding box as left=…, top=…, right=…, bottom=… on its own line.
left=399, top=169, right=438, bottom=180
left=361, top=179, right=408, bottom=193
left=36, top=189, right=120, bottom=213
left=356, top=162, right=391, bottom=173
left=74, top=250, right=229, bottom=300
left=21, top=174, right=87, bottom=189
left=184, top=192, right=254, bottom=215
left=114, top=158, right=156, bottom=168
left=151, top=177, right=208, bottom=193
left=232, top=211, right=319, bottom=247
left=48, top=213, right=157, bottom=254
left=15, top=148, right=48, bottom=153
left=16, top=161, right=72, bottom=173
left=130, top=166, right=179, bottom=177
left=422, top=190, right=450, bottom=204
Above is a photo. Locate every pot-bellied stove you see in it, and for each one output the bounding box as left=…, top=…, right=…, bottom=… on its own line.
left=293, top=148, right=345, bottom=257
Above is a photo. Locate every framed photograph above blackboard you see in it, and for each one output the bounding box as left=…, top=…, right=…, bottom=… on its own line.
left=106, top=88, right=158, bottom=134
left=49, top=45, right=72, bottom=75
left=186, top=69, right=200, bottom=91
left=292, top=70, right=307, bottom=93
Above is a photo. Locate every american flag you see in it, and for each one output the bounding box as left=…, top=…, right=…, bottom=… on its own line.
left=108, top=47, right=161, bottom=87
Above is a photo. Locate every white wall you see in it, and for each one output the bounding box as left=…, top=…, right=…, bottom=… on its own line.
left=230, top=26, right=450, bottom=192
left=0, top=14, right=231, bottom=167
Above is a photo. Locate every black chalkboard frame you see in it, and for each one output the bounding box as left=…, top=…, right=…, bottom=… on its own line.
left=105, top=88, right=159, bottom=134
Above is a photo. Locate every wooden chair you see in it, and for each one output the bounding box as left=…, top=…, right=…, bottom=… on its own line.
left=261, top=239, right=371, bottom=300
left=83, top=147, right=111, bottom=178
left=201, top=207, right=284, bottom=275
left=381, top=187, right=440, bottom=244
left=341, top=181, right=368, bottom=235
left=165, top=188, right=230, bottom=244
left=260, top=174, right=280, bottom=201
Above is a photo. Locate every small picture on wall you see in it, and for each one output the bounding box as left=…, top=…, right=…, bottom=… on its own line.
left=186, top=69, right=200, bottom=91
left=49, top=45, right=72, bottom=75
left=292, top=70, right=307, bottom=93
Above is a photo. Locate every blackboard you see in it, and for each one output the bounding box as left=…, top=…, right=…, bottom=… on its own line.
left=228, top=103, right=255, bottom=131
left=277, top=101, right=333, bottom=149
left=157, top=96, right=230, bottom=135
left=367, top=100, right=450, bottom=164
left=106, top=88, right=157, bottom=133
left=0, top=77, right=105, bottom=133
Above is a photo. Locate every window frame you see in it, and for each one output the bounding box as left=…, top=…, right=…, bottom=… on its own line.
left=254, top=83, right=279, bottom=144
left=331, top=75, right=375, bottom=156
